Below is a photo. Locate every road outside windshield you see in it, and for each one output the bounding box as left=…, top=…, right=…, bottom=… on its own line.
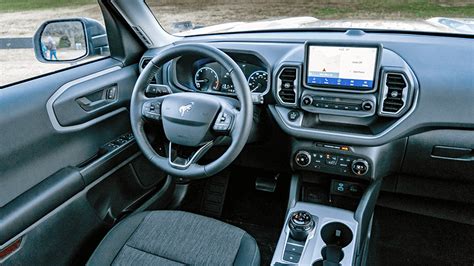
left=146, top=0, right=474, bottom=36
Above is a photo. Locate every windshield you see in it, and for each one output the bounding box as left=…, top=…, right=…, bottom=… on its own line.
left=146, top=0, right=474, bottom=36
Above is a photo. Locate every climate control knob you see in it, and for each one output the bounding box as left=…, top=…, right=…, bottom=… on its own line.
left=351, top=159, right=369, bottom=176
left=302, top=96, right=313, bottom=106
left=295, top=151, right=311, bottom=167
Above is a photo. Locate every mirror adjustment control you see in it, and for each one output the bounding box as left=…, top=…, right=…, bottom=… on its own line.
left=351, top=159, right=369, bottom=176
left=295, top=151, right=311, bottom=167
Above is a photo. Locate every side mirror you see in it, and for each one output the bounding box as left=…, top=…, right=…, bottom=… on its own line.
left=33, top=18, right=109, bottom=63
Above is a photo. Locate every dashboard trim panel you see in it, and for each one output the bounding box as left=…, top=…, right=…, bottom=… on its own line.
left=269, top=78, right=418, bottom=145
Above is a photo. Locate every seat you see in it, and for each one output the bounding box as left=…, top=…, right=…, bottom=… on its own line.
left=87, top=211, right=260, bottom=266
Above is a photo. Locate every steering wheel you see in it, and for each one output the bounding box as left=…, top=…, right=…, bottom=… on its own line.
left=130, top=44, right=253, bottom=179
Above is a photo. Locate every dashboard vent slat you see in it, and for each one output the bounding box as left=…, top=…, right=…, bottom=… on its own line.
left=381, top=73, right=407, bottom=114
left=277, top=67, right=298, bottom=104
left=132, top=26, right=153, bottom=47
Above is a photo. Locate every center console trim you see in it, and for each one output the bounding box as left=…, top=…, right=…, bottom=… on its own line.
left=272, top=202, right=359, bottom=266
left=270, top=79, right=418, bottom=145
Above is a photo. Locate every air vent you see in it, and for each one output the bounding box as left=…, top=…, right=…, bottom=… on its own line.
left=141, top=57, right=152, bottom=69
left=381, top=73, right=408, bottom=114
left=140, top=57, right=157, bottom=84
left=277, top=67, right=298, bottom=104
left=132, top=26, right=153, bottom=47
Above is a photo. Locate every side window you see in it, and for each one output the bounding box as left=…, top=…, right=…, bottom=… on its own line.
left=0, top=2, right=110, bottom=87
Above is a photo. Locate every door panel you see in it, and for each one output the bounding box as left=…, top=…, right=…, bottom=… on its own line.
left=0, top=57, right=170, bottom=264
left=0, top=58, right=134, bottom=207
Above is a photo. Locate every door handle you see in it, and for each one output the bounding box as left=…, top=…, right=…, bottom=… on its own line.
left=76, top=85, right=118, bottom=111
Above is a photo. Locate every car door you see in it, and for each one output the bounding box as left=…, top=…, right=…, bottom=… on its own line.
left=0, top=2, right=169, bottom=265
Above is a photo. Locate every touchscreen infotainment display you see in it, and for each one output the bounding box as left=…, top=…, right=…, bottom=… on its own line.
left=306, top=45, right=378, bottom=90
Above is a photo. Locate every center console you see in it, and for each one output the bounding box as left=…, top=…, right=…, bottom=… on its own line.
left=271, top=176, right=382, bottom=266
left=273, top=204, right=357, bottom=265
left=269, top=39, right=417, bottom=265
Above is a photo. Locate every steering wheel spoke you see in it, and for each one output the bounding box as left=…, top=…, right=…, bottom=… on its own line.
left=168, top=141, right=214, bottom=169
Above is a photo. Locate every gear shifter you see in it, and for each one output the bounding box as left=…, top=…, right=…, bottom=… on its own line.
left=288, top=211, right=315, bottom=241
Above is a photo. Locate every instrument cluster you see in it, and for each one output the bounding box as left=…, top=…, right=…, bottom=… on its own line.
left=192, top=60, right=269, bottom=95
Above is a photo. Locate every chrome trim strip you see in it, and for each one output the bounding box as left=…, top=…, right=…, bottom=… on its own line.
left=168, top=141, right=214, bottom=169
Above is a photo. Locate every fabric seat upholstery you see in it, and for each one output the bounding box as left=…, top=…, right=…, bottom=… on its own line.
left=87, top=211, right=260, bottom=266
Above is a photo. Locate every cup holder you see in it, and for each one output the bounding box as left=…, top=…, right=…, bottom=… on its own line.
left=312, top=222, right=353, bottom=266
left=320, top=222, right=353, bottom=247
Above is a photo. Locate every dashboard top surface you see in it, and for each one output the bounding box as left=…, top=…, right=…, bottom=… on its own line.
left=141, top=30, right=474, bottom=146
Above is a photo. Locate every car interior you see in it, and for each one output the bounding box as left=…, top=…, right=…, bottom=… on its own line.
left=0, top=0, right=473, bottom=265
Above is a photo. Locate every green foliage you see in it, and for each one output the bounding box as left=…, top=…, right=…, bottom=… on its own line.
left=1, top=0, right=473, bottom=19
left=313, top=1, right=474, bottom=19
left=0, top=0, right=96, bottom=12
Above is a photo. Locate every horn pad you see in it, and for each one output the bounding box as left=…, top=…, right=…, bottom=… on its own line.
left=161, top=93, right=220, bottom=146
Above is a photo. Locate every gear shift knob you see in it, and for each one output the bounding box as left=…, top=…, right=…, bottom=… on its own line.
left=288, top=211, right=315, bottom=241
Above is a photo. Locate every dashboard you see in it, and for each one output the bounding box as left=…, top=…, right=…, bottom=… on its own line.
left=139, top=30, right=473, bottom=181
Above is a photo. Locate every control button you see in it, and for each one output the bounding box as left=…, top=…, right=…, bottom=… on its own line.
left=362, top=101, right=374, bottom=111
left=106, top=86, right=117, bottom=100
left=334, top=181, right=346, bottom=193
left=122, top=133, right=134, bottom=141
left=113, top=138, right=127, bottom=145
left=285, top=244, right=304, bottom=254
left=283, top=251, right=301, bottom=263
left=331, top=180, right=365, bottom=198
left=351, top=159, right=369, bottom=176
left=349, top=184, right=362, bottom=195
left=325, top=154, right=338, bottom=166
left=287, top=110, right=300, bottom=121
left=302, top=96, right=313, bottom=106
left=340, top=168, right=349, bottom=174
left=295, top=151, right=311, bottom=167
left=213, top=112, right=233, bottom=132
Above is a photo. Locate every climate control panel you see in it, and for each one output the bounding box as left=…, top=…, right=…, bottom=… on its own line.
left=293, top=149, right=370, bottom=177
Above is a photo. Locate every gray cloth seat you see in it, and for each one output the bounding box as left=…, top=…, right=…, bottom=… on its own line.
left=87, top=211, right=260, bottom=266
